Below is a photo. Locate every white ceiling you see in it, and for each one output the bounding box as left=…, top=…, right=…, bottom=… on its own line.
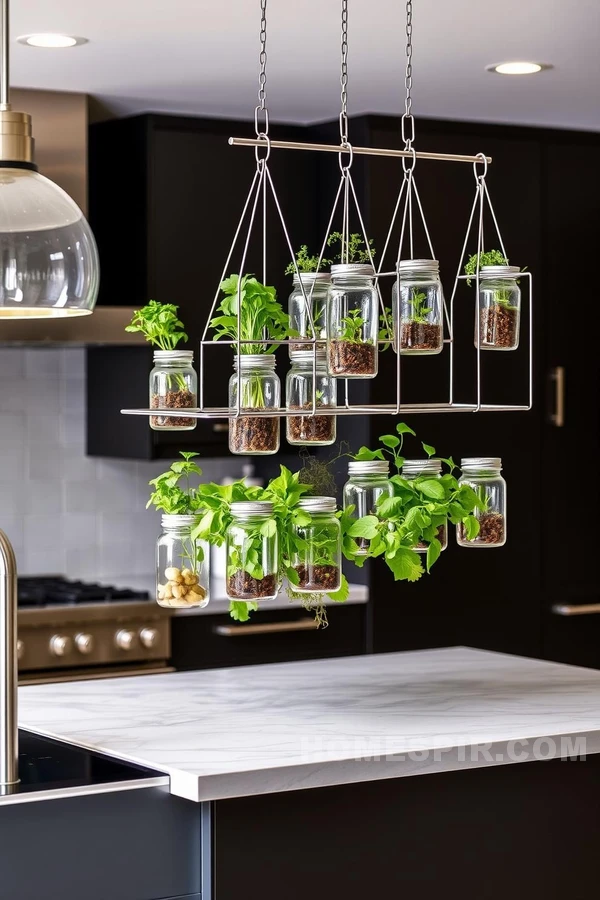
left=10, top=0, right=600, bottom=131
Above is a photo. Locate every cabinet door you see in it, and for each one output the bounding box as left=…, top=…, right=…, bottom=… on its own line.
left=363, top=118, right=543, bottom=657
left=541, top=137, right=600, bottom=666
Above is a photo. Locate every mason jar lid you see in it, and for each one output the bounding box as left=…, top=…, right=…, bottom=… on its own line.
left=479, top=265, right=520, bottom=277
left=348, top=460, right=390, bottom=475
left=461, top=457, right=502, bottom=471
left=233, top=354, right=277, bottom=370
left=397, top=258, right=439, bottom=274
left=161, top=513, right=198, bottom=529
left=230, top=500, right=274, bottom=517
left=292, top=272, right=331, bottom=285
left=298, top=496, right=337, bottom=512
left=402, top=458, right=442, bottom=475
left=331, top=263, right=375, bottom=278
left=290, top=348, right=327, bottom=364
left=153, top=350, right=193, bottom=362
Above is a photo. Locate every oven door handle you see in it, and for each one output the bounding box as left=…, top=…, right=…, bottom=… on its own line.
left=552, top=603, right=600, bottom=616
left=213, top=619, right=319, bottom=637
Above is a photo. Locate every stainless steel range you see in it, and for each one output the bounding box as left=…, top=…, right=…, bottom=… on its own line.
left=17, top=577, right=172, bottom=684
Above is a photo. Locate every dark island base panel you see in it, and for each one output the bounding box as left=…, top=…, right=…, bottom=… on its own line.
left=214, top=755, right=600, bottom=900
left=0, top=788, right=201, bottom=900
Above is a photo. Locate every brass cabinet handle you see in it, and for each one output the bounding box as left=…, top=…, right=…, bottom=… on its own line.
left=212, top=422, right=229, bottom=433
left=552, top=603, right=600, bottom=616
left=213, top=619, right=319, bottom=637
left=549, top=366, right=565, bottom=427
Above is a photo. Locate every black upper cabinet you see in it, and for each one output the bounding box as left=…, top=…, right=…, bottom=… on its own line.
left=87, top=113, right=318, bottom=458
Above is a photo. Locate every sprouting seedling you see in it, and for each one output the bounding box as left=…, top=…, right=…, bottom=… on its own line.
left=407, top=290, right=432, bottom=324
left=285, top=245, right=331, bottom=276
left=327, top=232, right=376, bottom=265
left=379, top=306, right=393, bottom=352
left=339, top=308, right=367, bottom=343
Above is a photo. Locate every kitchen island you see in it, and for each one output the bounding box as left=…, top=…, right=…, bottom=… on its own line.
left=8, top=647, right=600, bottom=899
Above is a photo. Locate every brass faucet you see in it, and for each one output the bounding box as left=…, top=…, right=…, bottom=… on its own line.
left=0, top=530, right=18, bottom=789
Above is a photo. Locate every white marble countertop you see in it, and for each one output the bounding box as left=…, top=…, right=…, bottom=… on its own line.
left=18, top=647, right=600, bottom=803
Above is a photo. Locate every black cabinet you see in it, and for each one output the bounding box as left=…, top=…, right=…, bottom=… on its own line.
left=87, top=113, right=318, bottom=458
left=171, top=604, right=366, bottom=671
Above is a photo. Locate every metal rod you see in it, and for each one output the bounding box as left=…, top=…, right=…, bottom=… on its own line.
left=0, top=0, right=9, bottom=108
left=0, top=530, right=18, bottom=790
left=121, top=403, right=530, bottom=418
left=229, top=136, right=493, bottom=165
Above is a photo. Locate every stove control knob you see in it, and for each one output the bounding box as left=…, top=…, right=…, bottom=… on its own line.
left=50, top=634, right=72, bottom=657
left=75, top=633, right=94, bottom=655
left=115, top=629, right=136, bottom=651
left=17, top=639, right=24, bottom=661
left=139, top=627, right=158, bottom=649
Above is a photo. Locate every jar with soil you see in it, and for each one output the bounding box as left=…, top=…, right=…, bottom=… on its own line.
left=456, top=457, right=506, bottom=548
left=476, top=266, right=521, bottom=350
left=226, top=501, right=279, bottom=602
left=288, top=273, right=330, bottom=354
left=290, top=497, right=341, bottom=593
left=326, top=263, right=379, bottom=378
left=401, top=458, right=449, bottom=552
left=228, top=355, right=280, bottom=455
left=286, top=349, right=337, bottom=446
left=392, top=259, right=444, bottom=355
left=342, top=460, right=393, bottom=555
left=156, top=514, right=210, bottom=608
left=150, top=350, right=197, bottom=431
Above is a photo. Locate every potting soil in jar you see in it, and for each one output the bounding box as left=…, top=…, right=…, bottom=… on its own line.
left=400, top=322, right=443, bottom=353
left=478, top=305, right=518, bottom=349
left=150, top=350, right=197, bottom=431
left=227, top=571, right=278, bottom=600
left=328, top=340, right=377, bottom=377
left=229, top=414, right=280, bottom=454
left=457, top=512, right=505, bottom=546
left=290, top=497, right=341, bottom=594
left=456, top=457, right=507, bottom=548
left=287, top=406, right=335, bottom=444
left=476, top=266, right=521, bottom=350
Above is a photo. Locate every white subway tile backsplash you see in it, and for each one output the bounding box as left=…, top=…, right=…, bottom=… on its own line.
left=24, top=349, right=61, bottom=379
left=0, top=347, right=239, bottom=580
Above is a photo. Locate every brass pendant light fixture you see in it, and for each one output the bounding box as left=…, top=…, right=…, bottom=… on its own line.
left=0, top=0, right=99, bottom=318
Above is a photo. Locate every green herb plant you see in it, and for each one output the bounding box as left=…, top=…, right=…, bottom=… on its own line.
left=327, top=232, right=375, bottom=265
left=378, top=306, right=393, bottom=352
left=211, top=274, right=288, bottom=409
left=406, top=289, right=432, bottom=323
left=147, top=452, right=206, bottom=574
left=464, top=250, right=519, bottom=307
left=285, top=245, right=331, bottom=276
left=126, top=301, right=189, bottom=390
left=339, top=307, right=368, bottom=344
left=342, top=425, right=483, bottom=580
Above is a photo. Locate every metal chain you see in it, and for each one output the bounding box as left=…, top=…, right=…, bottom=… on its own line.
left=255, top=0, right=269, bottom=137
left=401, top=0, right=415, bottom=149
left=339, top=0, right=349, bottom=145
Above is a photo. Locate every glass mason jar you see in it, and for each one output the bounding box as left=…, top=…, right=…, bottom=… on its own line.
left=476, top=265, right=521, bottom=351
left=343, top=460, right=393, bottom=555
left=290, top=497, right=341, bottom=593
left=402, top=459, right=448, bottom=552
left=456, top=457, right=506, bottom=548
left=226, top=501, right=279, bottom=601
left=327, top=263, right=379, bottom=378
left=156, top=514, right=209, bottom=608
left=286, top=349, right=337, bottom=446
left=288, top=273, right=330, bottom=354
left=392, top=259, right=444, bottom=355
left=228, top=355, right=280, bottom=455
left=150, top=350, right=197, bottom=431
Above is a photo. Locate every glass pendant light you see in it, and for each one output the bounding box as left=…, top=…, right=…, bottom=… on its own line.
left=0, top=0, right=99, bottom=318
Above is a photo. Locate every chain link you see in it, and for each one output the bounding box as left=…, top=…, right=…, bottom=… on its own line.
left=255, top=0, right=268, bottom=137
left=339, top=0, right=349, bottom=145
left=401, top=0, right=415, bottom=148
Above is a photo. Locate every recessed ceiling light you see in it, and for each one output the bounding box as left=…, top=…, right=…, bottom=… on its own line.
left=487, top=61, right=550, bottom=75
left=16, top=34, right=88, bottom=49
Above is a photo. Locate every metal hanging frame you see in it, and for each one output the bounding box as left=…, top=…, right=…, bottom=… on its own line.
left=121, top=0, right=532, bottom=423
